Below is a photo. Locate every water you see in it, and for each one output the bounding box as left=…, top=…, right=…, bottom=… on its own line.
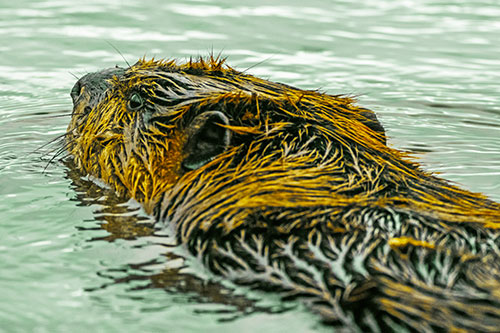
left=1, top=0, right=500, bottom=332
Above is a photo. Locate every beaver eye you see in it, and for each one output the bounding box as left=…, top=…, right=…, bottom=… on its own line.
left=128, top=93, right=144, bottom=110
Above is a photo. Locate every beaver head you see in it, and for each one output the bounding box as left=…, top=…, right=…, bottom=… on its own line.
left=67, top=56, right=390, bottom=212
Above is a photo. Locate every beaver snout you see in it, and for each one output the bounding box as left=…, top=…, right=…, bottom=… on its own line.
left=70, top=80, right=83, bottom=104
left=70, top=67, right=126, bottom=107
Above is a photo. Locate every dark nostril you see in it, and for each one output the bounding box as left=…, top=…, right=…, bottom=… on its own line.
left=70, top=81, right=82, bottom=104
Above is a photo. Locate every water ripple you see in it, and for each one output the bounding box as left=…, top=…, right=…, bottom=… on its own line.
left=1, top=0, right=500, bottom=331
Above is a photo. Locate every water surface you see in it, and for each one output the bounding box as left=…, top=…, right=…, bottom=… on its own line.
left=1, top=1, right=500, bottom=332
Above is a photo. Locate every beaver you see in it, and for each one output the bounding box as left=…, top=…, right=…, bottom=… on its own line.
left=67, top=56, right=500, bottom=332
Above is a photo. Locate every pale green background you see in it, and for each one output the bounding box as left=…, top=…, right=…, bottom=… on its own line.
left=1, top=0, right=499, bottom=332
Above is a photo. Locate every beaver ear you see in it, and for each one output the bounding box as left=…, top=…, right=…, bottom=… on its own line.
left=182, top=111, right=231, bottom=171
left=359, top=109, right=386, bottom=145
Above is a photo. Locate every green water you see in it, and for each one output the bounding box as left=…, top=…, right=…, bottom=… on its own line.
left=1, top=0, right=499, bottom=332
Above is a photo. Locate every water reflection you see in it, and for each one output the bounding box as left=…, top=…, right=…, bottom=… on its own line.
left=63, top=159, right=295, bottom=322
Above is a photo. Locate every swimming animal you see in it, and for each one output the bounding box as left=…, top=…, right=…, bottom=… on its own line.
left=67, top=56, right=500, bottom=332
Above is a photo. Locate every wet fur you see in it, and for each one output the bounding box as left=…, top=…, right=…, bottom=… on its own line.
left=67, top=56, right=500, bottom=332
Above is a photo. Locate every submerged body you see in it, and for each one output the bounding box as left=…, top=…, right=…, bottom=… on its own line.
left=67, top=56, right=500, bottom=332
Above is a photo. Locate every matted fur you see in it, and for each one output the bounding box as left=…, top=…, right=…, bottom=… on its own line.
left=67, top=56, right=500, bottom=332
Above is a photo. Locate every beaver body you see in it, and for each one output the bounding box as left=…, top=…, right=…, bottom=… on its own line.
left=67, top=56, right=500, bottom=332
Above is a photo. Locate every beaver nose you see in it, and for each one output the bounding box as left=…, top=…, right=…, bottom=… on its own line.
left=70, top=67, right=126, bottom=105
left=70, top=80, right=83, bottom=104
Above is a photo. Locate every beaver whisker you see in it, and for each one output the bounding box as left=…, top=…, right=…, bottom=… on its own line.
left=240, top=54, right=275, bottom=74
left=39, top=134, right=75, bottom=170
left=47, top=111, right=73, bottom=118
left=31, top=130, right=72, bottom=156
left=105, top=41, right=131, bottom=69
left=42, top=150, right=67, bottom=173
left=44, top=113, right=73, bottom=118
left=68, top=71, right=80, bottom=80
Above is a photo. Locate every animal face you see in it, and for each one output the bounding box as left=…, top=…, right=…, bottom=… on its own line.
left=67, top=57, right=388, bottom=212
